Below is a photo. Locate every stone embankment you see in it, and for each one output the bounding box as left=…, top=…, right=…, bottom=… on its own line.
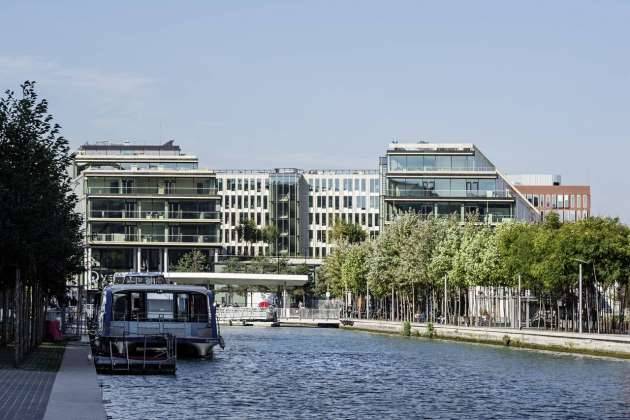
left=344, top=320, right=630, bottom=359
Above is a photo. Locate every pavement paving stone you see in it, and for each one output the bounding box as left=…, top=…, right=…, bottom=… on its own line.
left=0, top=343, right=65, bottom=420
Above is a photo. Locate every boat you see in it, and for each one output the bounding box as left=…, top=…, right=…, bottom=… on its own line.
left=91, top=272, right=224, bottom=374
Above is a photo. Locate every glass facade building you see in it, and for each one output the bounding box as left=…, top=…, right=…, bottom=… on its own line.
left=380, top=143, right=539, bottom=226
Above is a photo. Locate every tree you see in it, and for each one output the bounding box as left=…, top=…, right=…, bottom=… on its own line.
left=175, top=250, right=210, bottom=272
left=331, top=219, right=367, bottom=244
left=0, top=81, right=83, bottom=364
left=236, top=219, right=260, bottom=247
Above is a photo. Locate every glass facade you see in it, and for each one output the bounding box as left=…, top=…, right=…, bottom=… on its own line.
left=381, top=144, right=537, bottom=226
left=269, top=170, right=308, bottom=256
left=387, top=153, right=494, bottom=172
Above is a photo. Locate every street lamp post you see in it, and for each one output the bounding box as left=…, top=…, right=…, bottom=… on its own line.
left=572, top=258, right=591, bottom=334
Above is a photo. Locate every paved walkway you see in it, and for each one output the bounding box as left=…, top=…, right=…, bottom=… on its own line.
left=0, top=343, right=65, bottom=420
left=43, top=343, right=106, bottom=420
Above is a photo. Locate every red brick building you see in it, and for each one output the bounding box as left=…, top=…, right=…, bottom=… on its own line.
left=511, top=182, right=591, bottom=222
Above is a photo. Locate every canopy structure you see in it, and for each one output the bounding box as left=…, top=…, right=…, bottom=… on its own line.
left=164, top=272, right=309, bottom=288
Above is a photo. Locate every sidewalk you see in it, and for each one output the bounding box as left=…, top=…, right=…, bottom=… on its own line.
left=42, top=342, right=106, bottom=420
left=0, top=343, right=65, bottom=420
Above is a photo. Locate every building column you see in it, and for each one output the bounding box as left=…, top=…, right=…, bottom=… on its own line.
left=283, top=283, right=288, bottom=318
left=163, top=248, right=169, bottom=273
left=86, top=247, right=92, bottom=289
left=136, top=247, right=142, bottom=272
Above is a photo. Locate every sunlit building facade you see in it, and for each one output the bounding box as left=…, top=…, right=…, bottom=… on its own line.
left=380, top=143, right=539, bottom=227
left=507, top=174, right=591, bottom=222
left=72, top=141, right=222, bottom=289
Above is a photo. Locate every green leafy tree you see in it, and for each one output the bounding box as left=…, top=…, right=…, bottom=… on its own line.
left=175, top=249, right=210, bottom=272
left=0, top=82, right=83, bottom=362
left=331, top=219, right=367, bottom=244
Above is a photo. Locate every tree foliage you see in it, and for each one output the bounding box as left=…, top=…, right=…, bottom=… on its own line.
left=0, top=81, right=83, bottom=296
left=174, top=249, right=210, bottom=272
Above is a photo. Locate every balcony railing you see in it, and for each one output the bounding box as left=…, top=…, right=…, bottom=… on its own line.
left=384, top=189, right=513, bottom=199
left=87, top=186, right=218, bottom=196
left=388, top=166, right=495, bottom=173
left=89, top=233, right=220, bottom=243
left=89, top=210, right=221, bottom=220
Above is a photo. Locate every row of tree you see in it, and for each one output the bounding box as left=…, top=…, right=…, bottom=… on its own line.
left=0, top=83, right=83, bottom=364
left=319, top=213, right=630, bottom=333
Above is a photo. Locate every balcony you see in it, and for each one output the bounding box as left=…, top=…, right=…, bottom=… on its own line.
left=387, top=166, right=495, bottom=173
left=89, top=233, right=220, bottom=245
left=88, top=210, right=221, bottom=221
left=87, top=186, right=219, bottom=197
left=384, top=189, right=514, bottom=199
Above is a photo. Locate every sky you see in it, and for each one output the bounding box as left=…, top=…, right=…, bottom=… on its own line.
left=1, top=1, right=628, bottom=222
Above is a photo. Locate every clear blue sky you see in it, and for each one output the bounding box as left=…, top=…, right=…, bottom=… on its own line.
left=1, top=1, right=628, bottom=221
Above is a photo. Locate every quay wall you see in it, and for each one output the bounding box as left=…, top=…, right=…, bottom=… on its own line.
left=344, top=320, right=630, bottom=359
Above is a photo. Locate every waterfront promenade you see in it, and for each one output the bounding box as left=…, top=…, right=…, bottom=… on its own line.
left=345, top=319, right=630, bottom=358
left=43, top=342, right=106, bottom=420
left=0, top=342, right=106, bottom=420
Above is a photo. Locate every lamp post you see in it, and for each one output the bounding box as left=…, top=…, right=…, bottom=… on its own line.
left=572, top=258, right=591, bottom=334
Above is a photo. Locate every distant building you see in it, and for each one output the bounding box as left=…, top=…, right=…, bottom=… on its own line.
left=73, top=140, right=595, bottom=291
left=507, top=174, right=590, bottom=222
left=72, top=140, right=222, bottom=289
left=216, top=169, right=380, bottom=259
left=380, top=143, right=540, bottom=226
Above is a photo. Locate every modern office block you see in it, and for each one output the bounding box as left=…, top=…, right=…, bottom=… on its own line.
left=379, top=142, right=540, bottom=226
left=72, top=141, right=222, bottom=288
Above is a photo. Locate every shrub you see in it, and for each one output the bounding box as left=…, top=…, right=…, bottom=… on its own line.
left=402, top=321, right=411, bottom=337
left=502, top=334, right=511, bottom=346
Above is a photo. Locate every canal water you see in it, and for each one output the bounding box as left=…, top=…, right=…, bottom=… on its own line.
left=100, top=327, right=630, bottom=419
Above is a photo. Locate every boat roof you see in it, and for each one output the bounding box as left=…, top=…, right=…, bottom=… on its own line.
left=106, top=284, right=210, bottom=293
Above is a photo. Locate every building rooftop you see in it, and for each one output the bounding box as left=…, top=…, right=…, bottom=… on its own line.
left=77, top=140, right=185, bottom=156
left=387, top=142, right=475, bottom=152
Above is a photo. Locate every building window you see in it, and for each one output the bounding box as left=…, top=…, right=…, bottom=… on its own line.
left=577, top=194, right=582, bottom=209
left=583, top=195, right=588, bottom=209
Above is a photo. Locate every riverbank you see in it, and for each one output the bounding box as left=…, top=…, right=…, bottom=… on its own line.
left=343, top=320, right=630, bottom=359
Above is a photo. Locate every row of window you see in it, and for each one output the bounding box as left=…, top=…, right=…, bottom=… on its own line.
left=388, top=154, right=493, bottom=172
left=309, top=195, right=379, bottom=210
left=526, top=193, right=589, bottom=210
left=309, top=212, right=379, bottom=227
left=306, top=177, right=380, bottom=193
left=220, top=178, right=268, bottom=192
left=224, top=194, right=268, bottom=209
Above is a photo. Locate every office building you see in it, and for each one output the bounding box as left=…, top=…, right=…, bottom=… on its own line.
left=217, top=169, right=380, bottom=259
left=72, top=141, right=222, bottom=288
left=508, top=174, right=591, bottom=222
left=380, top=143, right=540, bottom=226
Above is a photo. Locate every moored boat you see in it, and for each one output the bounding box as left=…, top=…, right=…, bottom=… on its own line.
left=92, top=272, right=224, bottom=374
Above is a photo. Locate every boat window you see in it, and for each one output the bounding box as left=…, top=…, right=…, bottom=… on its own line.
left=113, top=293, right=128, bottom=321
left=130, top=292, right=145, bottom=321
left=146, top=292, right=174, bottom=320
left=175, top=293, right=189, bottom=321
left=190, top=293, right=209, bottom=322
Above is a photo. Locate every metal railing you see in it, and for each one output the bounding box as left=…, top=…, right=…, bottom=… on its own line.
left=89, top=233, right=220, bottom=243
left=384, top=189, right=513, bottom=199
left=89, top=210, right=220, bottom=220
left=277, top=308, right=341, bottom=321
left=87, top=186, right=218, bottom=196
left=217, top=307, right=276, bottom=322
left=388, top=166, right=495, bottom=172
